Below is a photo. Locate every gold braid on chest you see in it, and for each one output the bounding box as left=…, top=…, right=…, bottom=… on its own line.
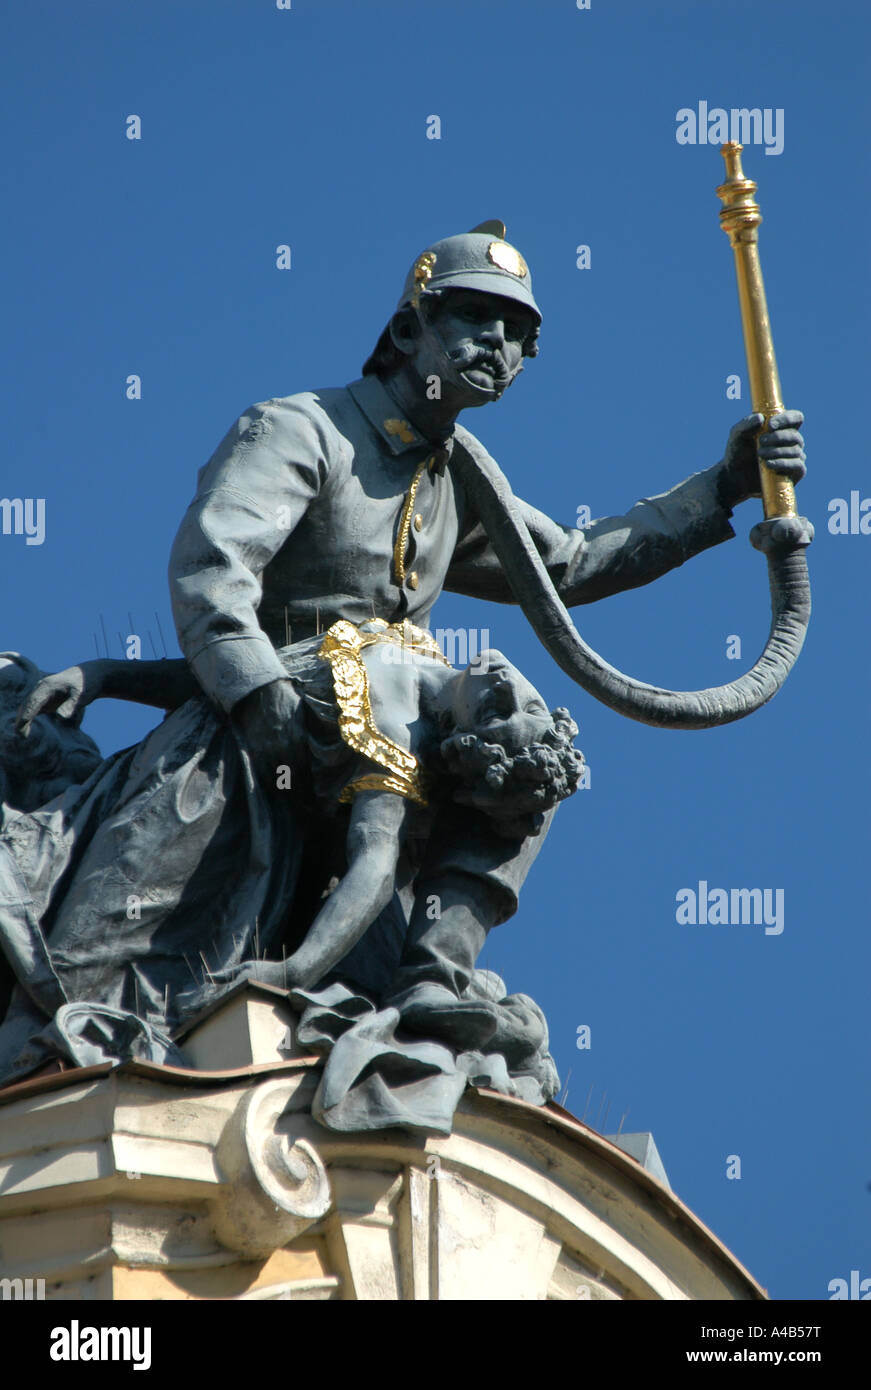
left=393, top=456, right=431, bottom=586
left=318, top=619, right=447, bottom=806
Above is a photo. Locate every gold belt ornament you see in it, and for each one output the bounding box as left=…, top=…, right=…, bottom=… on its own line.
left=355, top=617, right=449, bottom=666
left=318, top=619, right=446, bottom=805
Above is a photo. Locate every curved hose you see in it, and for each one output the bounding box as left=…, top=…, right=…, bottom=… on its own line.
left=451, top=442, right=812, bottom=730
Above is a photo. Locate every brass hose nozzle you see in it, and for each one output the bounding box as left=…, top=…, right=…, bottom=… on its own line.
left=717, top=142, right=796, bottom=519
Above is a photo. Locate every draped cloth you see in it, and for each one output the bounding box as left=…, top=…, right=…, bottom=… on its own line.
left=291, top=977, right=558, bottom=1134
left=0, top=633, right=560, bottom=1128
left=0, top=640, right=329, bottom=1084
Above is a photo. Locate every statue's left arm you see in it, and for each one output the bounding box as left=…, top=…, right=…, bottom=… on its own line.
left=445, top=415, right=804, bottom=606
left=15, top=658, right=199, bottom=736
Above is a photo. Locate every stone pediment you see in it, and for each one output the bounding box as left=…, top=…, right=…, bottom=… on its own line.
left=0, top=990, right=766, bottom=1301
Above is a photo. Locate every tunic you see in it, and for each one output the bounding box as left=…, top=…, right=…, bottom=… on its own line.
left=169, top=373, right=736, bottom=714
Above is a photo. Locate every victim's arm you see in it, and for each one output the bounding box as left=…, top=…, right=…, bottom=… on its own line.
left=282, top=790, right=409, bottom=990
left=16, top=657, right=199, bottom=735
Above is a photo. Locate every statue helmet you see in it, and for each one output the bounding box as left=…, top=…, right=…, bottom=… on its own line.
left=397, top=220, right=541, bottom=328
left=362, top=221, right=541, bottom=379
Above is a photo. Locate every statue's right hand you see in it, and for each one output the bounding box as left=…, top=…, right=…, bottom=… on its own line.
left=233, top=678, right=301, bottom=778
left=16, top=664, right=97, bottom=736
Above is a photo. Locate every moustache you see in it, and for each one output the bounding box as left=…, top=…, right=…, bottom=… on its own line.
left=447, top=344, right=511, bottom=385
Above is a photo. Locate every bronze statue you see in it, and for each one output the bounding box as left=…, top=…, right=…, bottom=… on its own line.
left=0, top=158, right=811, bottom=1132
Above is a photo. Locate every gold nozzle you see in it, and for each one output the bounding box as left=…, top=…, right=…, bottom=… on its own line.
left=715, top=143, right=795, bottom=519
left=716, top=142, right=762, bottom=247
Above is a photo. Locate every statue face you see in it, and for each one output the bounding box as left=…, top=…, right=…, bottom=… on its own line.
left=428, top=289, right=534, bottom=399
left=451, top=650, right=553, bottom=752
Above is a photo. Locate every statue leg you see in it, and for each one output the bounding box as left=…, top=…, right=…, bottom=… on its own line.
left=389, top=870, right=493, bottom=1001
left=384, top=806, right=556, bottom=1047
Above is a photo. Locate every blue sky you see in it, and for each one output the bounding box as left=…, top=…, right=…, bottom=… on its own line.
left=2, top=0, right=868, bottom=1300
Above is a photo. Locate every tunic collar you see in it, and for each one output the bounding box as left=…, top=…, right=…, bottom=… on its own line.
left=347, top=375, right=453, bottom=465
